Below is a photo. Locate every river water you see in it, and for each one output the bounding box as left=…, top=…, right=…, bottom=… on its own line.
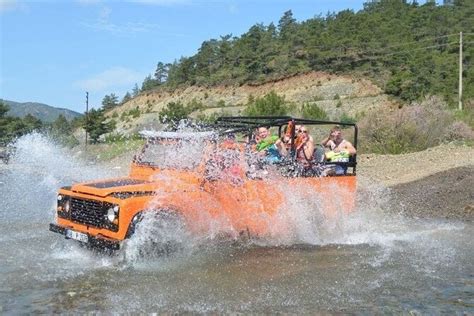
left=0, top=134, right=472, bottom=314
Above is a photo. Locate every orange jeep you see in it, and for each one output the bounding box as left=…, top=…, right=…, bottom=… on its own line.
left=49, top=117, right=358, bottom=250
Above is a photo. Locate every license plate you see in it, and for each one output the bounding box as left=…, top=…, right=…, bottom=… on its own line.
left=66, top=229, right=88, bottom=243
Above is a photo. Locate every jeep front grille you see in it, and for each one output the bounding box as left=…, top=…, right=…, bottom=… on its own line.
left=66, top=197, right=118, bottom=232
left=70, top=198, right=105, bottom=226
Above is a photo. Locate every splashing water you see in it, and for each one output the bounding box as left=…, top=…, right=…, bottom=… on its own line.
left=0, top=132, right=472, bottom=313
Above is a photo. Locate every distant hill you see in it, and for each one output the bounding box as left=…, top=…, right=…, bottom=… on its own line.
left=1, top=99, right=82, bottom=122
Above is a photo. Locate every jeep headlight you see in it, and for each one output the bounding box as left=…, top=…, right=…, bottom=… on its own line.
left=56, top=194, right=71, bottom=218
left=64, top=199, right=71, bottom=213
left=106, top=205, right=120, bottom=222
left=57, top=194, right=70, bottom=214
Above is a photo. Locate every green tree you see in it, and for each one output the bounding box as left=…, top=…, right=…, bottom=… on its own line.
left=132, top=83, right=140, bottom=97
left=51, top=114, right=72, bottom=135
left=121, top=92, right=132, bottom=104
left=102, top=93, right=119, bottom=110
left=243, top=91, right=288, bottom=116
left=0, top=102, right=10, bottom=144
left=0, top=103, right=43, bottom=144
left=141, top=75, right=159, bottom=91
left=5, top=118, right=27, bottom=141
left=83, top=108, right=112, bottom=143
left=158, top=101, right=192, bottom=128
left=22, top=114, right=43, bottom=131
left=154, top=62, right=170, bottom=84
left=50, top=114, right=78, bottom=147
left=0, top=101, right=9, bottom=117
left=278, top=10, right=297, bottom=40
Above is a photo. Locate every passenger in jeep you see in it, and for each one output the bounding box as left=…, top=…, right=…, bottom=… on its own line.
left=294, top=125, right=315, bottom=166
left=255, top=127, right=281, bottom=163
left=321, top=125, right=357, bottom=175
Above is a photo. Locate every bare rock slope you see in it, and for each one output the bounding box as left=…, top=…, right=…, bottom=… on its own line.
left=109, top=72, right=391, bottom=133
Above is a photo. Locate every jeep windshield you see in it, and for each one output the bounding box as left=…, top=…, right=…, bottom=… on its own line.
left=136, top=131, right=215, bottom=170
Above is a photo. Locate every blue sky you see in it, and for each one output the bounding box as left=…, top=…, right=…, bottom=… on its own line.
left=1, top=0, right=388, bottom=113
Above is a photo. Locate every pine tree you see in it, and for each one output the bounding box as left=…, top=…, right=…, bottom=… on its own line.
left=102, top=93, right=119, bottom=110
left=83, top=108, right=112, bottom=143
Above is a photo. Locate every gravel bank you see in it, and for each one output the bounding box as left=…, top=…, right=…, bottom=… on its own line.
left=358, top=144, right=474, bottom=220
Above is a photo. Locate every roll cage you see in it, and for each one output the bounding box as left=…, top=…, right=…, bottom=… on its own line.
left=213, top=116, right=358, bottom=174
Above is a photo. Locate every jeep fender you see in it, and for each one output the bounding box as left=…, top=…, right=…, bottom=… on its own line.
left=125, top=208, right=183, bottom=239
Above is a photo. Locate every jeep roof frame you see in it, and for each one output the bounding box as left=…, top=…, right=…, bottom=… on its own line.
left=215, top=116, right=358, bottom=174
left=215, top=115, right=358, bottom=148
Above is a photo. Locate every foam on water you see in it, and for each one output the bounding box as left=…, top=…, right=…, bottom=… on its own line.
left=0, top=133, right=125, bottom=277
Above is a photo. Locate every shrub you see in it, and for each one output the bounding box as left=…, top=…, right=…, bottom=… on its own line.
left=187, top=98, right=204, bottom=112
left=159, top=101, right=192, bottom=128
left=243, top=91, right=288, bottom=116
left=358, top=96, right=472, bottom=154
left=108, top=119, right=117, bottom=130
left=104, top=132, right=126, bottom=143
left=196, top=112, right=218, bottom=124
left=301, top=103, right=328, bottom=120
left=120, top=112, right=127, bottom=121
left=339, top=112, right=356, bottom=125
left=129, top=106, right=141, bottom=118
left=454, top=100, right=474, bottom=129
left=146, top=101, right=153, bottom=113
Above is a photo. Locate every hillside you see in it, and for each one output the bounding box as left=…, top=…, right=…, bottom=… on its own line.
left=99, top=1, right=474, bottom=141
left=137, top=1, right=473, bottom=107
left=109, top=72, right=393, bottom=133
left=1, top=99, right=82, bottom=122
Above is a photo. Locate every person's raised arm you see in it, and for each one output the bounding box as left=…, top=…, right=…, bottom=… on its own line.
left=304, top=139, right=314, bottom=160
left=322, top=134, right=335, bottom=149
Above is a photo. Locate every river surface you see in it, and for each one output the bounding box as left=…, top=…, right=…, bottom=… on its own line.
left=0, top=134, right=472, bottom=314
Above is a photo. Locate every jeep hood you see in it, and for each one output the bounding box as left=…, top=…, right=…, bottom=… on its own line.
left=71, top=178, right=154, bottom=197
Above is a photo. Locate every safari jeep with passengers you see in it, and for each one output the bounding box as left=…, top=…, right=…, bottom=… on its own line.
left=49, top=116, right=358, bottom=250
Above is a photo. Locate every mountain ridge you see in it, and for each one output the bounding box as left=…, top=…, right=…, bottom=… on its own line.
left=1, top=99, right=82, bottom=122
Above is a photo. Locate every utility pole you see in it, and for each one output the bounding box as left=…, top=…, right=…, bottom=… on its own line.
left=85, top=92, right=89, bottom=148
left=459, top=31, right=463, bottom=111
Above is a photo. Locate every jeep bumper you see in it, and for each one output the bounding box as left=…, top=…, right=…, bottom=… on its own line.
left=49, top=223, right=120, bottom=250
